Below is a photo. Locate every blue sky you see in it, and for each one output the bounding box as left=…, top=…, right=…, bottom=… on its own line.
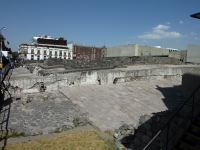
left=1, top=0, right=200, bottom=51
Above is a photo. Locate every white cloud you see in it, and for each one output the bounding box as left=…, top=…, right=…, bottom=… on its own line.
left=138, top=24, right=182, bottom=40
left=153, top=24, right=170, bottom=30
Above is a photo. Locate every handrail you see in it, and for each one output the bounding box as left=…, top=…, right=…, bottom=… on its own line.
left=143, top=82, right=200, bottom=150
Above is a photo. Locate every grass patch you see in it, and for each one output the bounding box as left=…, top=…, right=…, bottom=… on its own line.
left=5, top=129, right=119, bottom=150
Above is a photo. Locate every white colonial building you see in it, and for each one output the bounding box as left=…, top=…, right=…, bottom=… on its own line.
left=18, top=36, right=72, bottom=60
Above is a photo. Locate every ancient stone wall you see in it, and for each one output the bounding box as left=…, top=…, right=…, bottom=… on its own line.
left=41, top=57, right=184, bottom=70
left=9, top=65, right=200, bottom=94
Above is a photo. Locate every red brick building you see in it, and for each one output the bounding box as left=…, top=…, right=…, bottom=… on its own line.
left=72, top=44, right=106, bottom=61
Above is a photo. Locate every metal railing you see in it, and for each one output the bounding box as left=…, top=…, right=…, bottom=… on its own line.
left=143, top=83, right=200, bottom=150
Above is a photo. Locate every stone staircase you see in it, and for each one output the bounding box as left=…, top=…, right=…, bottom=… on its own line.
left=174, top=116, right=200, bottom=150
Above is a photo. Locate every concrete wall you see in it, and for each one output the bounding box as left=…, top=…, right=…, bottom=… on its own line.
left=137, top=45, right=169, bottom=56
left=169, top=50, right=187, bottom=62
left=106, top=44, right=137, bottom=57
left=187, top=45, right=200, bottom=63
left=106, top=44, right=170, bottom=57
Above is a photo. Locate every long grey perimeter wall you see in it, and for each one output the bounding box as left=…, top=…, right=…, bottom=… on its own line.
left=106, top=45, right=136, bottom=57
left=187, top=44, right=200, bottom=63
left=106, top=44, right=170, bottom=57
left=137, top=45, right=169, bottom=56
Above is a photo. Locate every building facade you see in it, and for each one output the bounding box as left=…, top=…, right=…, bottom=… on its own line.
left=187, top=44, right=200, bottom=63
left=106, top=44, right=187, bottom=61
left=67, top=43, right=105, bottom=61
left=18, top=36, right=72, bottom=61
left=168, top=49, right=187, bottom=62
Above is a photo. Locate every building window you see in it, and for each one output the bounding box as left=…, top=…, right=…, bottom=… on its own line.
left=59, top=50, right=62, bottom=56
left=31, top=55, right=34, bottom=60
left=68, top=52, right=71, bottom=59
left=49, top=51, right=52, bottom=56
left=44, top=50, right=47, bottom=55
left=64, top=52, right=66, bottom=56
left=31, top=49, right=34, bottom=54
left=37, top=50, right=40, bottom=55
left=37, top=55, right=40, bottom=60
left=44, top=56, right=47, bottom=60
left=55, top=51, right=57, bottom=56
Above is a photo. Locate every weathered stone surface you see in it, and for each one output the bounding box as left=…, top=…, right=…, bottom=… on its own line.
left=8, top=92, right=89, bottom=135
left=42, top=56, right=184, bottom=70
left=114, top=123, right=135, bottom=140
left=10, top=65, right=200, bottom=90
left=8, top=64, right=200, bottom=149
left=60, top=78, right=183, bottom=131
left=8, top=75, right=183, bottom=137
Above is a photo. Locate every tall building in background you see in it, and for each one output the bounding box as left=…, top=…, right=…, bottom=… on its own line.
left=18, top=36, right=72, bottom=60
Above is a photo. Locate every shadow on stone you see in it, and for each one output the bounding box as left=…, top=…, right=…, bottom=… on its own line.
left=120, top=73, right=200, bottom=150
